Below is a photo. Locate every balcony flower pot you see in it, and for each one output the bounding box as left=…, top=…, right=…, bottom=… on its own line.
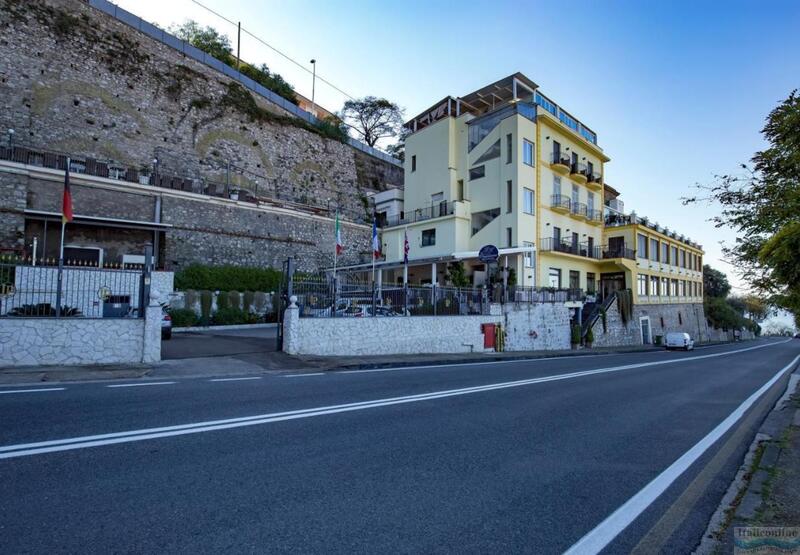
left=229, top=189, right=240, bottom=201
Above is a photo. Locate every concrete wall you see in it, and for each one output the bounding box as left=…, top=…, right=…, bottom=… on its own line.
left=0, top=303, right=161, bottom=367
left=283, top=302, right=571, bottom=356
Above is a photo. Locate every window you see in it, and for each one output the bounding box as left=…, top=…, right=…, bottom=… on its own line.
left=524, top=241, right=534, bottom=267
left=421, top=229, right=436, bottom=247
left=506, top=181, right=513, bottom=213
left=431, top=192, right=444, bottom=203
left=552, top=140, right=561, bottom=163
left=671, top=279, right=678, bottom=296
left=474, top=139, right=501, bottom=164
left=411, top=155, right=416, bottom=172
left=523, top=140, right=534, bottom=166
left=671, top=246, right=678, bottom=266
left=638, top=274, right=648, bottom=296
left=661, top=242, right=668, bottom=264
left=650, top=275, right=659, bottom=296
left=523, top=188, right=534, bottom=214
left=469, top=166, right=485, bottom=180
left=506, top=227, right=513, bottom=247
left=587, top=191, right=595, bottom=213
left=572, top=184, right=579, bottom=206
left=506, top=133, right=513, bottom=164
left=587, top=236, right=595, bottom=256
left=553, top=226, right=562, bottom=242
left=552, top=175, right=562, bottom=196
left=661, top=277, right=669, bottom=296
left=587, top=272, right=596, bottom=294
left=548, top=268, right=562, bottom=288
left=637, top=234, right=648, bottom=258
left=680, top=250, right=686, bottom=268
left=650, top=238, right=659, bottom=261
left=679, top=312, right=683, bottom=325
left=457, top=180, right=464, bottom=201
left=587, top=161, right=594, bottom=176
left=680, top=280, right=686, bottom=296
left=569, top=270, right=580, bottom=290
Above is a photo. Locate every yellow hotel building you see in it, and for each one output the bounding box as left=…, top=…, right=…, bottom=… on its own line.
left=364, top=73, right=703, bottom=314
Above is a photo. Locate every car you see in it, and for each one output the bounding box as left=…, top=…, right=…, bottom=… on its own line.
left=161, top=310, right=172, bottom=340
left=795, top=332, right=800, bottom=339
left=664, top=332, right=694, bottom=351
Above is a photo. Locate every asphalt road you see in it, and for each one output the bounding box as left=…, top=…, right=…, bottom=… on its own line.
left=1, top=339, right=798, bottom=554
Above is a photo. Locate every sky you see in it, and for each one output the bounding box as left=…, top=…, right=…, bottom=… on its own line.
left=115, top=0, right=800, bottom=297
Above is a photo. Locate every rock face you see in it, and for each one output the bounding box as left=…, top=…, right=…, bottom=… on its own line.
left=0, top=0, right=400, bottom=268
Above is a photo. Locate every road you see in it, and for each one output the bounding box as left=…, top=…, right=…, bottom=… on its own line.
left=1, top=339, right=798, bottom=553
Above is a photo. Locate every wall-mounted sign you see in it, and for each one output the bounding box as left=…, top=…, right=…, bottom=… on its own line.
left=478, top=245, right=499, bottom=264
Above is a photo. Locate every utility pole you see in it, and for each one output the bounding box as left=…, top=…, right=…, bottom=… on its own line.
left=309, top=59, right=316, bottom=115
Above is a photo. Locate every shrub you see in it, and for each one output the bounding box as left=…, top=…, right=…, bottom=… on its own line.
left=227, top=290, right=241, bottom=310
left=168, top=308, right=198, bottom=328
left=242, top=291, right=255, bottom=312
left=215, top=291, right=229, bottom=311
left=184, top=289, right=198, bottom=310
left=254, top=291, right=267, bottom=313
left=199, top=290, right=213, bottom=325
left=571, top=324, right=581, bottom=345
left=586, top=327, right=594, bottom=345
left=213, top=307, right=259, bottom=326
left=175, top=264, right=283, bottom=293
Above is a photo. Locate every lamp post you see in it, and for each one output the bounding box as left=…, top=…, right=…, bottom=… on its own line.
left=7, top=128, right=14, bottom=150
left=309, top=59, right=316, bottom=115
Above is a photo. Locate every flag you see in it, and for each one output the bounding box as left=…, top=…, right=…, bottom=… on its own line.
left=62, top=159, right=73, bottom=224
left=372, top=215, right=380, bottom=259
left=335, top=211, right=343, bottom=255
left=403, top=229, right=409, bottom=264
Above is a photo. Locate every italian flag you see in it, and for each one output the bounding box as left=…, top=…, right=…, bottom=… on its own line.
left=335, top=212, right=343, bottom=255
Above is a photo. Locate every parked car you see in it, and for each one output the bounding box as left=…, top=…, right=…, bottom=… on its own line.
left=794, top=332, right=800, bottom=339
left=161, top=310, right=172, bottom=340
left=664, top=332, right=694, bottom=351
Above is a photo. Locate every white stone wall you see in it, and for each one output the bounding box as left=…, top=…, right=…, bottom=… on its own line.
left=283, top=306, right=501, bottom=356
left=503, top=303, right=571, bottom=351
left=0, top=303, right=161, bottom=368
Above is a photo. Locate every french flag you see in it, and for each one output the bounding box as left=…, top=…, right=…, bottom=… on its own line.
left=372, top=216, right=380, bottom=259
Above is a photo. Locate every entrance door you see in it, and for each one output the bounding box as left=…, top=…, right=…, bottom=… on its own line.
left=607, top=236, right=625, bottom=258
left=599, top=272, right=625, bottom=300
left=640, top=317, right=652, bottom=344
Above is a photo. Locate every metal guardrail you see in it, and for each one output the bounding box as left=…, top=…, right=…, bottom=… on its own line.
left=85, top=0, right=401, bottom=168
left=0, top=257, right=147, bottom=319
left=384, top=202, right=456, bottom=228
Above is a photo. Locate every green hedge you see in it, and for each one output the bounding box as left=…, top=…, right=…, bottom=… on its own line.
left=175, top=264, right=282, bottom=293
left=213, top=307, right=261, bottom=326
left=168, top=308, right=198, bottom=328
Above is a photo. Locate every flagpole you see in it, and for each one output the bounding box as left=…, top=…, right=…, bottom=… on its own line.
left=59, top=157, right=70, bottom=264
left=55, top=157, right=70, bottom=318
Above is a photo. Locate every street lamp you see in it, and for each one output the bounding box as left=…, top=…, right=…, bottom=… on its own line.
left=309, top=59, right=317, bottom=115
left=7, top=128, right=14, bottom=150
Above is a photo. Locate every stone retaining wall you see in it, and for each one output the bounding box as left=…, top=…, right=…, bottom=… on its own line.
left=0, top=303, right=161, bottom=367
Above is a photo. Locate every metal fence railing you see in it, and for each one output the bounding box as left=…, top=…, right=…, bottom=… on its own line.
left=290, top=276, right=584, bottom=318
left=0, top=256, right=148, bottom=319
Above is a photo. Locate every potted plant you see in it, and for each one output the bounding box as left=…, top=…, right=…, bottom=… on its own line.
left=571, top=324, right=581, bottom=349
left=229, top=188, right=240, bottom=201
left=585, top=327, right=594, bottom=348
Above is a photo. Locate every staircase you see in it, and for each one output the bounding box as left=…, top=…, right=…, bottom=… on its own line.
left=581, top=292, right=617, bottom=339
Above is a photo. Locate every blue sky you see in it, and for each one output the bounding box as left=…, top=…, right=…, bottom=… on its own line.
left=117, top=0, right=800, bottom=292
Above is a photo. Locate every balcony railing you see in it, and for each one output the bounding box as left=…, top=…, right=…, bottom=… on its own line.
left=570, top=162, right=588, bottom=176
left=539, top=238, right=602, bottom=259
left=587, top=172, right=602, bottom=186
left=586, top=209, right=603, bottom=223
left=601, top=245, right=636, bottom=260
left=551, top=152, right=571, bottom=166
left=384, top=201, right=457, bottom=228
left=550, top=194, right=571, bottom=211
left=571, top=201, right=588, bottom=218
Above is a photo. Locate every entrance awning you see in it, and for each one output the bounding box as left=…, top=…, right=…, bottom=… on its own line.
left=24, top=209, right=173, bottom=231
left=332, top=246, right=535, bottom=273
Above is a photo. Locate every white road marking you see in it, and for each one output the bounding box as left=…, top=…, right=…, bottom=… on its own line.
left=563, top=352, right=800, bottom=555
left=0, top=341, right=792, bottom=460
left=282, top=372, right=325, bottom=377
left=0, top=387, right=66, bottom=395
left=106, top=382, right=176, bottom=388
left=209, top=377, right=263, bottom=382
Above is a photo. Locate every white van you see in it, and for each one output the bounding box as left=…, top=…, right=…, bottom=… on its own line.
left=665, top=332, right=694, bottom=351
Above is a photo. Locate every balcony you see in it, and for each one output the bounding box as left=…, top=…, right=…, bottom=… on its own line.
left=570, top=162, right=588, bottom=184
left=586, top=209, right=603, bottom=225
left=571, top=201, right=588, bottom=219
left=550, top=152, right=571, bottom=174
left=550, top=194, right=571, bottom=214
left=539, top=237, right=601, bottom=260
left=601, top=244, right=636, bottom=260
left=586, top=172, right=603, bottom=191
left=384, top=200, right=459, bottom=228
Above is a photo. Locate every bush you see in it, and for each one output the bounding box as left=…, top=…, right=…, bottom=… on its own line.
left=175, top=264, right=283, bottom=293
left=242, top=291, right=255, bottom=311
left=585, top=327, right=594, bottom=345
left=168, top=308, right=198, bottom=328
left=213, top=307, right=259, bottom=326
left=254, top=291, right=267, bottom=313
left=199, top=290, right=213, bottom=325
left=215, top=291, right=229, bottom=311
left=571, top=324, right=581, bottom=345
left=227, top=290, right=241, bottom=310
left=184, top=290, right=198, bottom=310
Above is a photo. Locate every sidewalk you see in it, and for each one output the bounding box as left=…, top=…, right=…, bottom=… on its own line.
left=697, top=372, right=800, bottom=553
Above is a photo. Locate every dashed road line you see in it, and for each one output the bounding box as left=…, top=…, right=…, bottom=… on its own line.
left=106, top=381, right=176, bottom=388
left=209, top=377, right=263, bottom=382
left=0, top=387, right=66, bottom=395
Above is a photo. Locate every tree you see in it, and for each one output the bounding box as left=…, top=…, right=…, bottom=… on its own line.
left=702, top=264, right=730, bottom=298
left=340, top=97, right=405, bottom=147
left=685, top=90, right=800, bottom=323
left=386, top=127, right=410, bottom=161
left=444, top=262, right=470, bottom=287
left=743, top=294, right=770, bottom=322
left=170, top=21, right=233, bottom=63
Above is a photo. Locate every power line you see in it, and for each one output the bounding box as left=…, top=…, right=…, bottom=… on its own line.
left=188, top=0, right=356, bottom=101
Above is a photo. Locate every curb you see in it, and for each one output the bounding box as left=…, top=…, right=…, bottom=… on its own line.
left=173, top=323, right=278, bottom=333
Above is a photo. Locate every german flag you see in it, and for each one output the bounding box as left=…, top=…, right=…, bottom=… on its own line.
left=62, top=158, right=73, bottom=224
